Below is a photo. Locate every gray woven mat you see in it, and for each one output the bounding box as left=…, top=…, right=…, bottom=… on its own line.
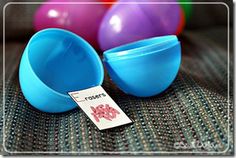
left=0, top=32, right=234, bottom=155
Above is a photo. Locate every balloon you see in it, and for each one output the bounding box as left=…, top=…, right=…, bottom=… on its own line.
left=98, top=0, right=181, bottom=50
left=34, top=0, right=108, bottom=49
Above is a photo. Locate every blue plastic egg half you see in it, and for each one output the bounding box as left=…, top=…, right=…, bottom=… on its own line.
left=19, top=28, right=104, bottom=113
left=103, top=35, right=181, bottom=97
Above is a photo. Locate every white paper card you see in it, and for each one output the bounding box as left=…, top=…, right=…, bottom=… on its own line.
left=68, top=86, right=132, bottom=130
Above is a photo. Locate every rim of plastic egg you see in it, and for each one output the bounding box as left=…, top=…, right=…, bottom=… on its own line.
left=103, top=35, right=179, bottom=62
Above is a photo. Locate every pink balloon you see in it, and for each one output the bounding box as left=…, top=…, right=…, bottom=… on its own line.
left=34, top=0, right=108, bottom=49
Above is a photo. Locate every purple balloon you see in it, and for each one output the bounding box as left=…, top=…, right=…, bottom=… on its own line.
left=34, top=0, right=108, bottom=49
left=98, top=0, right=181, bottom=50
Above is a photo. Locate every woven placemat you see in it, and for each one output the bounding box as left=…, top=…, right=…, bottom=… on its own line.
left=0, top=32, right=234, bottom=155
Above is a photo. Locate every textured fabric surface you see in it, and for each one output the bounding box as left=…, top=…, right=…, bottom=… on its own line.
left=0, top=30, right=234, bottom=155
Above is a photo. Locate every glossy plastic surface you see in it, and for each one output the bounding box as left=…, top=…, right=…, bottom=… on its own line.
left=98, top=0, right=181, bottom=50
left=33, top=0, right=107, bottom=49
left=103, top=35, right=181, bottom=97
left=19, top=28, right=104, bottom=113
left=104, top=35, right=178, bottom=60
